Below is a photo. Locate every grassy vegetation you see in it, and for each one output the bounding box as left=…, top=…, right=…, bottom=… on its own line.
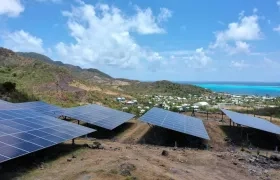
left=0, top=47, right=212, bottom=109
left=122, top=80, right=211, bottom=97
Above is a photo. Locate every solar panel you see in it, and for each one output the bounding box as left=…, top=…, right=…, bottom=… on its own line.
left=221, top=109, right=280, bottom=135
left=139, top=107, right=210, bottom=140
left=62, top=104, right=135, bottom=130
left=0, top=109, right=95, bottom=163
left=0, top=100, right=16, bottom=110
left=14, top=101, right=64, bottom=117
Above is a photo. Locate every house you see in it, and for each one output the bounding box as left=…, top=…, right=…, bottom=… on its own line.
left=193, top=102, right=209, bottom=107
left=191, top=105, right=199, bottom=109
left=126, top=101, right=134, bottom=105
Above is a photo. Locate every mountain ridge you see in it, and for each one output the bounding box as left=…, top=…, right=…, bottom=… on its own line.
left=0, top=47, right=211, bottom=106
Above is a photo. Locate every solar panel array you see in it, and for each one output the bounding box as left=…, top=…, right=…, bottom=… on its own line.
left=221, top=109, right=280, bottom=135
left=11, top=101, right=63, bottom=117
left=139, top=107, right=210, bottom=140
left=62, top=104, right=135, bottom=130
left=0, top=109, right=95, bottom=163
left=0, top=100, right=64, bottom=116
left=0, top=100, right=14, bottom=110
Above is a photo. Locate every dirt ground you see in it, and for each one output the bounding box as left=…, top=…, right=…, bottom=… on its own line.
left=0, top=115, right=280, bottom=180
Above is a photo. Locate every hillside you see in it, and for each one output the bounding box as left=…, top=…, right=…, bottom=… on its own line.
left=122, top=80, right=211, bottom=97
left=0, top=47, right=211, bottom=107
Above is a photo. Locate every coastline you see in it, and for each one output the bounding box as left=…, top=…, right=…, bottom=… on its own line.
left=177, top=82, right=280, bottom=97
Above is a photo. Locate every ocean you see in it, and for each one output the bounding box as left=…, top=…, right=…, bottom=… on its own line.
left=178, top=82, right=280, bottom=97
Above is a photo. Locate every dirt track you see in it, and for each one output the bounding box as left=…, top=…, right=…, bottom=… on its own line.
left=0, top=115, right=280, bottom=180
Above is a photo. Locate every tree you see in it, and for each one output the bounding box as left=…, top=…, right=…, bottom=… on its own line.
left=1, top=82, right=16, bottom=92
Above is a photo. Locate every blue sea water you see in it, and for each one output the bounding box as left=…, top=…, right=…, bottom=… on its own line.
left=177, top=82, right=280, bottom=96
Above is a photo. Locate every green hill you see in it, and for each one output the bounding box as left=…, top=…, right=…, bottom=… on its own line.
left=122, top=80, right=211, bottom=97
left=0, top=47, right=211, bottom=107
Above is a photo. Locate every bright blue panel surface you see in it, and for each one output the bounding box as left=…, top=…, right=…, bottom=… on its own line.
left=13, top=142, right=42, bottom=152
left=139, top=107, right=210, bottom=140
left=0, top=145, right=28, bottom=158
left=29, top=138, right=55, bottom=147
left=0, top=135, right=24, bottom=145
left=12, top=132, right=38, bottom=141
left=221, top=109, right=280, bottom=135
left=0, top=121, right=34, bottom=131
left=0, top=125, right=21, bottom=134
left=0, top=109, right=96, bottom=164
left=62, top=104, right=135, bottom=130
left=43, top=135, right=65, bottom=143
left=0, top=154, right=9, bottom=163
left=0, top=100, right=64, bottom=117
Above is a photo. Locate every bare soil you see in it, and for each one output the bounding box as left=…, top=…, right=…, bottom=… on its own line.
left=0, top=115, right=280, bottom=180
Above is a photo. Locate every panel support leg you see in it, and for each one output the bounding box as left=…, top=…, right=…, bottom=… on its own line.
left=78, top=120, right=80, bottom=125
left=72, top=139, right=75, bottom=145
left=230, top=119, right=232, bottom=126
left=222, top=112, right=224, bottom=121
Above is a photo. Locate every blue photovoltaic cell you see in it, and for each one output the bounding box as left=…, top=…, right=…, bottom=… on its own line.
left=221, top=109, right=280, bottom=135
left=139, top=107, right=210, bottom=140
left=0, top=145, right=28, bottom=158
left=0, top=109, right=96, bottom=164
left=62, top=104, right=135, bottom=130
left=14, top=101, right=64, bottom=118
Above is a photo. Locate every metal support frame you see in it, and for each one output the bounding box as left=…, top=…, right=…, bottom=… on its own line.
left=72, top=138, right=75, bottom=145
left=191, top=108, right=196, bottom=117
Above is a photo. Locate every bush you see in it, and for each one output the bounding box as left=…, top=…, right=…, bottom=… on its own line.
left=1, top=82, right=16, bottom=92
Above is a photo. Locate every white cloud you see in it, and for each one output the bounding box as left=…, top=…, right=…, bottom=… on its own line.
left=273, top=25, right=280, bottom=32
left=0, top=0, right=24, bottom=17
left=184, top=48, right=212, bottom=68
left=157, top=8, right=172, bottom=23
left=215, top=14, right=261, bottom=42
left=277, top=0, right=280, bottom=7
left=131, top=6, right=171, bottom=34
left=56, top=2, right=171, bottom=69
left=1, top=30, right=45, bottom=53
left=211, top=11, right=261, bottom=55
left=230, top=41, right=250, bottom=54
left=230, top=60, right=249, bottom=69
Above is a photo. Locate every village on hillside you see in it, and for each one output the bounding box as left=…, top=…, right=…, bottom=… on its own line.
left=116, top=92, right=280, bottom=115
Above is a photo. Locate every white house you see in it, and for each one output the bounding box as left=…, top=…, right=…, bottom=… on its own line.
left=193, top=102, right=209, bottom=107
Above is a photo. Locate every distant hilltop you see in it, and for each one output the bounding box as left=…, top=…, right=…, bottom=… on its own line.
left=0, top=47, right=211, bottom=106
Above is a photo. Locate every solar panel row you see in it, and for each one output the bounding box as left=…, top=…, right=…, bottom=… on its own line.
left=62, top=104, right=135, bottom=130
left=0, top=101, right=135, bottom=130
left=139, top=107, right=210, bottom=140
left=15, top=101, right=64, bottom=117
left=0, top=109, right=95, bottom=163
left=221, top=109, right=280, bottom=135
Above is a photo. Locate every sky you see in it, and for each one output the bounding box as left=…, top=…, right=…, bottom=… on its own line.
left=0, top=0, right=280, bottom=82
